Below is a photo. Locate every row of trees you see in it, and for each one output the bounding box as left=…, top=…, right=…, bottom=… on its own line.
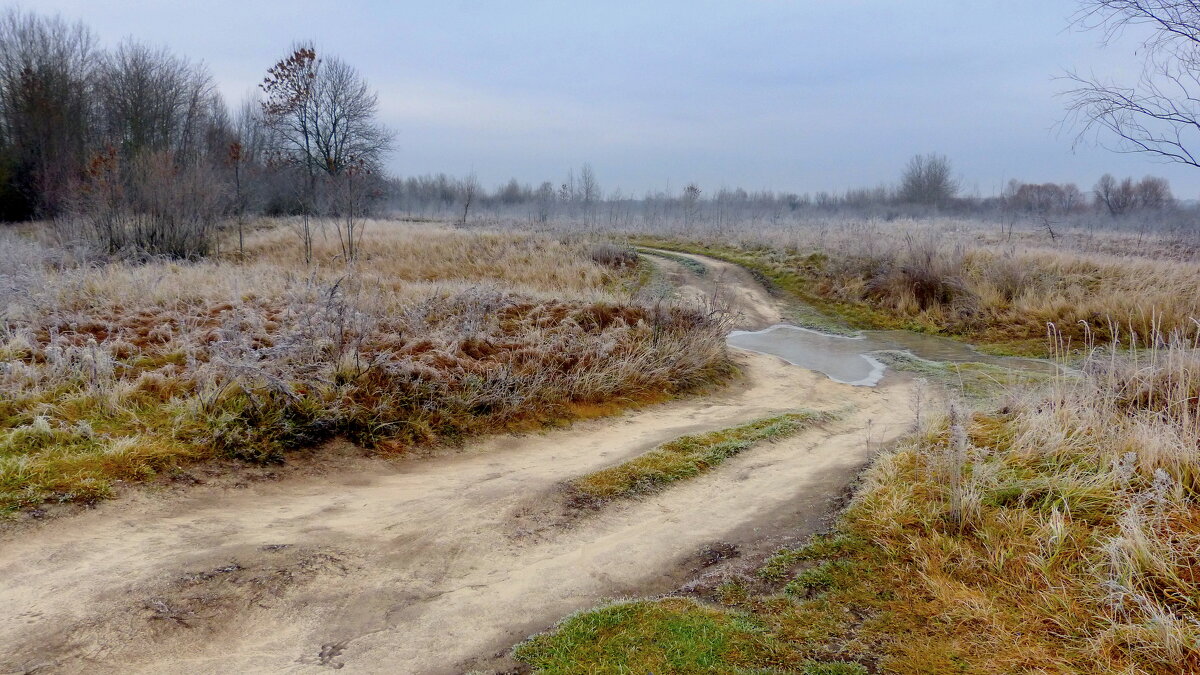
left=0, top=9, right=391, bottom=258
left=1001, top=174, right=1174, bottom=216
left=389, top=163, right=605, bottom=224
left=0, top=11, right=227, bottom=221
left=388, top=153, right=1179, bottom=226
left=6, top=2, right=1200, bottom=254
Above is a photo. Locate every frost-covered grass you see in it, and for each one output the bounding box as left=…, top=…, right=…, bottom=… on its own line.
left=0, top=220, right=733, bottom=509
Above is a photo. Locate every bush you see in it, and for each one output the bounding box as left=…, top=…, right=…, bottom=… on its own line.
left=590, top=242, right=638, bottom=269
left=58, top=148, right=228, bottom=258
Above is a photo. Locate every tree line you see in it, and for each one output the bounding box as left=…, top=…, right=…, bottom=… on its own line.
left=3, top=6, right=1194, bottom=256
left=390, top=154, right=1183, bottom=229
left=0, top=9, right=391, bottom=258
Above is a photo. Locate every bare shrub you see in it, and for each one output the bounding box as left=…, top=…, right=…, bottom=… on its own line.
left=60, top=148, right=227, bottom=257
left=589, top=243, right=638, bottom=270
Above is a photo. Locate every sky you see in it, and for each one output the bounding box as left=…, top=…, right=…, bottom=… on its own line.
left=21, top=0, right=1200, bottom=197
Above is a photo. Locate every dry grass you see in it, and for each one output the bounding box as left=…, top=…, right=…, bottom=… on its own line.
left=815, top=331, right=1200, bottom=672
left=516, top=332, right=1200, bottom=674
left=0, top=220, right=733, bottom=510
left=619, top=218, right=1200, bottom=356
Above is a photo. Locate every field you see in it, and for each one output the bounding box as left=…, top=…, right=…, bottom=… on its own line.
left=2, top=215, right=1198, bottom=674
left=618, top=217, right=1200, bottom=356
left=0, top=220, right=731, bottom=509
left=7, top=2, right=1200, bottom=672
left=507, top=217, right=1200, bottom=674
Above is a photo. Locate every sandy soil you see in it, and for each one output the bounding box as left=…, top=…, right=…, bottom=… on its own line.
left=0, top=253, right=916, bottom=674
left=640, top=248, right=785, bottom=330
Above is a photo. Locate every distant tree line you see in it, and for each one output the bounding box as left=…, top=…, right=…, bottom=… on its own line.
left=0, top=9, right=390, bottom=259
left=3, top=6, right=1193, bottom=254
left=390, top=154, right=1188, bottom=235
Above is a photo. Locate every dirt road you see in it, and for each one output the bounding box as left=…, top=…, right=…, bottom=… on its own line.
left=640, top=248, right=785, bottom=330
left=0, top=253, right=915, bottom=674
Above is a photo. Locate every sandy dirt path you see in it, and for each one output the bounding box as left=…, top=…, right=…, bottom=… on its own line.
left=639, top=248, right=785, bottom=330
left=0, top=253, right=914, bottom=674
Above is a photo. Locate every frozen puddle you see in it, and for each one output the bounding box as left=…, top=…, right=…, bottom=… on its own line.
left=727, top=325, right=887, bottom=386
left=728, top=324, right=1058, bottom=387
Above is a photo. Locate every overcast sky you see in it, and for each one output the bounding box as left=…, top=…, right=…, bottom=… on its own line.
left=24, top=0, right=1200, bottom=197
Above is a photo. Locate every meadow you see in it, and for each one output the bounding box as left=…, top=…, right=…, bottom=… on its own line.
left=610, top=216, right=1200, bottom=356
left=509, top=215, right=1200, bottom=674
left=4, top=212, right=1199, bottom=673
left=0, top=220, right=731, bottom=509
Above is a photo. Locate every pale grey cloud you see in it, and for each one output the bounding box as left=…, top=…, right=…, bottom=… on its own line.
left=22, top=0, right=1200, bottom=196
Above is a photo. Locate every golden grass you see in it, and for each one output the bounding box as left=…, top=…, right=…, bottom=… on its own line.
left=0, top=220, right=732, bottom=510
left=629, top=229, right=1200, bottom=357
left=516, top=335, right=1200, bottom=674
left=239, top=219, right=620, bottom=295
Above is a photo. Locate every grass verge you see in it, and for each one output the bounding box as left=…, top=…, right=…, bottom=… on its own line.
left=567, top=411, right=836, bottom=502
left=514, top=337, right=1200, bottom=674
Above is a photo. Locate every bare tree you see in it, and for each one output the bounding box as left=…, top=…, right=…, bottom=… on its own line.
left=1093, top=173, right=1172, bottom=214
left=1066, top=1, right=1200, bottom=167
left=0, top=9, right=97, bottom=218
left=681, top=182, right=702, bottom=226
left=899, top=153, right=958, bottom=206
left=1134, top=174, right=1174, bottom=208
left=579, top=162, right=600, bottom=205
left=1095, top=173, right=1135, bottom=215
left=97, top=40, right=223, bottom=164
left=534, top=180, right=555, bottom=223
left=261, top=45, right=391, bottom=262
left=329, top=159, right=380, bottom=260
left=228, top=140, right=245, bottom=255
left=458, top=173, right=479, bottom=225
left=309, top=57, right=391, bottom=177
left=261, top=45, right=320, bottom=263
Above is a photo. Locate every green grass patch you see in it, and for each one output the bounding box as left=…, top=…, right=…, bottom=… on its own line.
left=758, top=533, right=866, bottom=581
left=512, top=595, right=875, bottom=674
left=512, top=597, right=784, bottom=674
left=568, top=411, right=836, bottom=501
left=784, top=560, right=854, bottom=597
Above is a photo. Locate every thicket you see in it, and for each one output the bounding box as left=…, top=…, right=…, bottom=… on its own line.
left=0, top=10, right=390, bottom=259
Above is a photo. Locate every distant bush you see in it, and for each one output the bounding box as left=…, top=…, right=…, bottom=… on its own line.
left=589, top=243, right=638, bottom=269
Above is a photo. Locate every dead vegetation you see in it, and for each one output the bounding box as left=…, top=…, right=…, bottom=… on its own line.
left=516, top=327, right=1200, bottom=673
left=0, top=220, right=732, bottom=510
left=627, top=220, right=1200, bottom=355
